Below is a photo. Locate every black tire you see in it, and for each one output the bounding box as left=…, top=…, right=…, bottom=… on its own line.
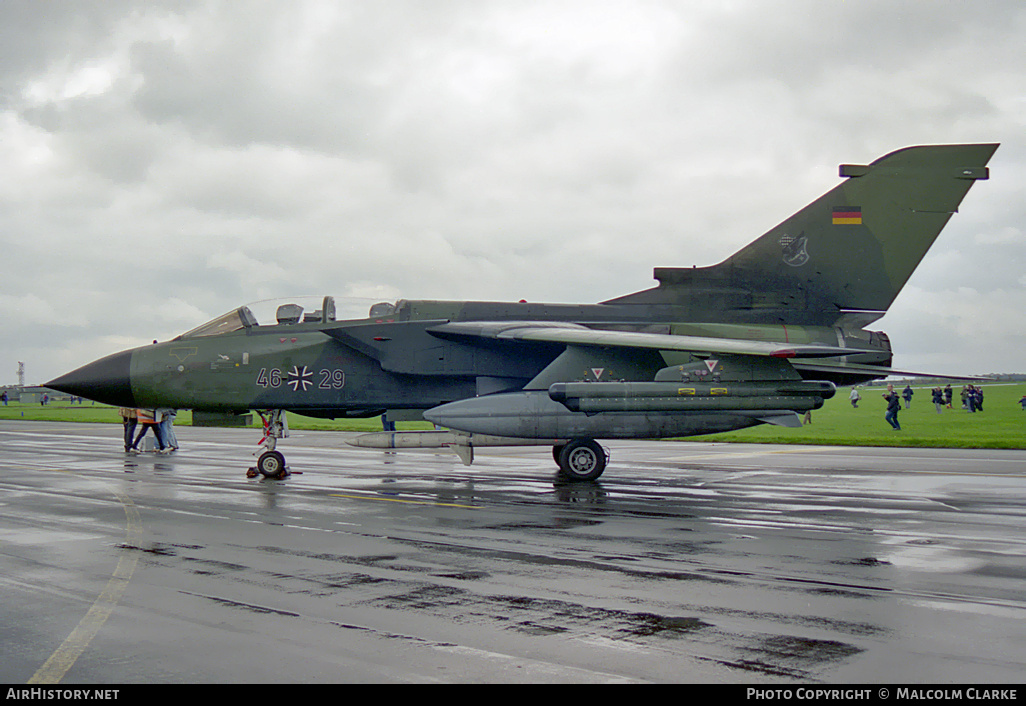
left=552, top=444, right=566, bottom=465
left=257, top=450, right=287, bottom=479
left=557, top=439, right=606, bottom=481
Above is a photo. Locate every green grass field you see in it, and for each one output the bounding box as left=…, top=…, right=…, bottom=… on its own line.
left=0, top=402, right=427, bottom=433
left=2, top=382, right=1024, bottom=449
left=695, top=382, right=1026, bottom=449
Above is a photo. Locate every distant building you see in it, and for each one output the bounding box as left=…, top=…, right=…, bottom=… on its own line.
left=1, top=385, right=75, bottom=404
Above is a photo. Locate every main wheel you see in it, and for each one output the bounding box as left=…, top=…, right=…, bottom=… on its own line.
left=557, top=439, right=607, bottom=481
left=257, top=450, right=287, bottom=479
left=552, top=444, right=566, bottom=465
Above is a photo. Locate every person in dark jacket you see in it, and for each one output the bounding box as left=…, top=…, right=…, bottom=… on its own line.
left=902, top=385, right=914, bottom=409
left=883, top=386, right=901, bottom=430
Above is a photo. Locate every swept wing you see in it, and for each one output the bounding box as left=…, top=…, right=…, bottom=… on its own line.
left=429, top=321, right=863, bottom=359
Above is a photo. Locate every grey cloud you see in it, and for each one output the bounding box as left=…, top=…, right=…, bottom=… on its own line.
left=1, top=0, right=1024, bottom=382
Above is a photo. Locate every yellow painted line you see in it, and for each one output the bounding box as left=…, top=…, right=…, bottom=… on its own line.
left=330, top=493, right=481, bottom=510
left=28, top=491, right=141, bottom=684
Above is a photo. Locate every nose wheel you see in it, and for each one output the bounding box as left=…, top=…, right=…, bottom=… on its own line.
left=250, top=450, right=288, bottom=479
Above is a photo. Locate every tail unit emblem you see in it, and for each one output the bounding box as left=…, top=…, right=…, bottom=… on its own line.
left=779, top=233, right=809, bottom=267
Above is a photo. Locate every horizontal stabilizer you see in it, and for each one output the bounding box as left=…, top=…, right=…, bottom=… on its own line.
left=793, top=361, right=993, bottom=381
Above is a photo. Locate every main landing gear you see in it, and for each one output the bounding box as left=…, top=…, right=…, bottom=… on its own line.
left=247, top=410, right=292, bottom=479
left=552, top=438, right=608, bottom=482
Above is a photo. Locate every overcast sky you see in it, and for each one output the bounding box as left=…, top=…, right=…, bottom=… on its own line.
left=2, top=0, right=1024, bottom=385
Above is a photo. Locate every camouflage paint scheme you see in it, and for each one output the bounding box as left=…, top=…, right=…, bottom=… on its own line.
left=48, top=144, right=998, bottom=479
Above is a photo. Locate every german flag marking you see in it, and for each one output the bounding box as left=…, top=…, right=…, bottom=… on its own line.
left=832, top=206, right=862, bottom=225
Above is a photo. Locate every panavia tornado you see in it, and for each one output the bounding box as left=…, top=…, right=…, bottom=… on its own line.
left=48, top=143, right=998, bottom=480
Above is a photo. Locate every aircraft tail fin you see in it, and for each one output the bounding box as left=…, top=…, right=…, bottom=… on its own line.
left=608, top=143, right=998, bottom=319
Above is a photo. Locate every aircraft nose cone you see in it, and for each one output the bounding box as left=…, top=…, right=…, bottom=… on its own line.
left=46, top=350, right=136, bottom=407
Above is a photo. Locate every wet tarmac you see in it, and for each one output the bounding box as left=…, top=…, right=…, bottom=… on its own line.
left=1, top=421, right=1025, bottom=684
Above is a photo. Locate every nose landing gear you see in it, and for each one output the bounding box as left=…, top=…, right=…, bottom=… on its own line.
left=247, top=410, right=292, bottom=479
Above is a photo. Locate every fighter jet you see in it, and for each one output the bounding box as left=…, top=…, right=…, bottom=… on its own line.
left=48, top=143, right=998, bottom=480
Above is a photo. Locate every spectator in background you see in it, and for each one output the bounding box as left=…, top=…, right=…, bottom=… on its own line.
left=902, top=385, right=914, bottom=409
left=131, top=409, right=167, bottom=452
left=158, top=409, right=179, bottom=451
left=119, top=408, right=137, bottom=452
left=883, top=385, right=901, bottom=431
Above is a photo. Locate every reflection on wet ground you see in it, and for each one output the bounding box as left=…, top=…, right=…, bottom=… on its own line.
left=1, top=422, right=1025, bottom=683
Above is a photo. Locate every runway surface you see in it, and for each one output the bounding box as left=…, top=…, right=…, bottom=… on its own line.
left=2, top=421, right=1025, bottom=684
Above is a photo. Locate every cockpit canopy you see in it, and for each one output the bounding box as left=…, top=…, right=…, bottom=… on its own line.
left=177, top=295, right=398, bottom=339
left=177, top=306, right=259, bottom=338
